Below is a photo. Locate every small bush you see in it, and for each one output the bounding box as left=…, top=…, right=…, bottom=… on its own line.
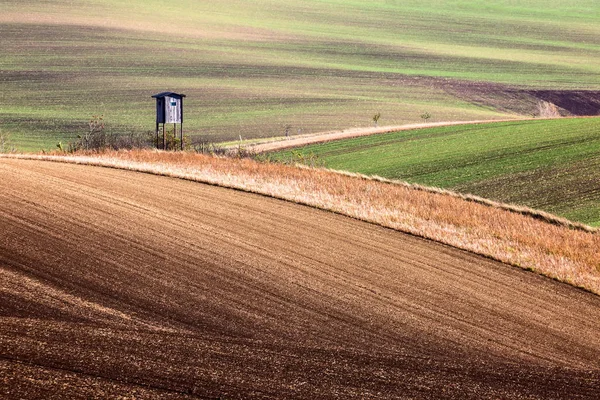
left=113, top=130, right=154, bottom=150
left=372, top=112, right=381, bottom=127
left=162, top=127, right=189, bottom=151
left=69, top=115, right=153, bottom=152
left=78, top=114, right=106, bottom=150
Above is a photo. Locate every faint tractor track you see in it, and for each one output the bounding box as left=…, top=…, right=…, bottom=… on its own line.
left=243, top=118, right=530, bottom=154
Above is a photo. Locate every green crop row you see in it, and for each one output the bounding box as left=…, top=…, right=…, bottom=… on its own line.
left=270, top=118, right=600, bottom=226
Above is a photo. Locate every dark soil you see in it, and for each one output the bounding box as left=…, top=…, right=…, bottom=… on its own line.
left=1, top=159, right=599, bottom=399
left=525, top=90, right=600, bottom=116
left=442, top=79, right=600, bottom=116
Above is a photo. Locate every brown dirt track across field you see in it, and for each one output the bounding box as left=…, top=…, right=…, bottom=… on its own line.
left=245, top=119, right=526, bottom=154
left=1, top=159, right=599, bottom=399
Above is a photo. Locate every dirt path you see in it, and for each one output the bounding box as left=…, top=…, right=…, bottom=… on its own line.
left=247, top=119, right=524, bottom=153
left=1, top=159, right=599, bottom=399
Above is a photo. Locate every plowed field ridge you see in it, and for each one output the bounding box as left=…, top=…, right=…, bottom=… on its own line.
left=1, top=159, right=599, bottom=399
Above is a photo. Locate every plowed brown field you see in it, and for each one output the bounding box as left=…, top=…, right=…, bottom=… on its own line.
left=1, top=159, right=599, bottom=399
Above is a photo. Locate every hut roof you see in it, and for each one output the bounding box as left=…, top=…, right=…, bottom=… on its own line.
left=151, top=92, right=186, bottom=99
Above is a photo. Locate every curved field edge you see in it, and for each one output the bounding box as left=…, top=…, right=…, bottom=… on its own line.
left=2, top=152, right=598, bottom=295
left=242, top=118, right=529, bottom=153
left=268, top=117, right=600, bottom=227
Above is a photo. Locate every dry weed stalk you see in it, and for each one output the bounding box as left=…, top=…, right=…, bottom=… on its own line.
left=3, top=150, right=599, bottom=294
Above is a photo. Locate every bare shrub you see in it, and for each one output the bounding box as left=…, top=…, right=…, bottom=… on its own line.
left=70, top=115, right=152, bottom=152
left=192, top=139, right=228, bottom=156
left=111, top=130, right=154, bottom=150
left=84, top=115, right=106, bottom=150
left=537, top=101, right=561, bottom=118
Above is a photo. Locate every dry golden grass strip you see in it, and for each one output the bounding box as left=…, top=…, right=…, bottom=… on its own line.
left=4, top=150, right=599, bottom=295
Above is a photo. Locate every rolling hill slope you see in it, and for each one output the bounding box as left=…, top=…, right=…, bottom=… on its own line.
left=271, top=117, right=600, bottom=226
left=2, top=0, right=600, bottom=150
left=1, top=159, right=599, bottom=398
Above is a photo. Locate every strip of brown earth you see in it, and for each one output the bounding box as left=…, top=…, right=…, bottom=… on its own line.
left=2, top=152, right=598, bottom=297
left=246, top=115, right=600, bottom=154
left=244, top=119, right=524, bottom=153
left=1, top=159, right=599, bottom=398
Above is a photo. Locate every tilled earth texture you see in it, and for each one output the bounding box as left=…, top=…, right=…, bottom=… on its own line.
left=1, top=159, right=599, bottom=399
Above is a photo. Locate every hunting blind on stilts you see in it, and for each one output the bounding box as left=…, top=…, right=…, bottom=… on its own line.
left=152, top=92, right=185, bottom=150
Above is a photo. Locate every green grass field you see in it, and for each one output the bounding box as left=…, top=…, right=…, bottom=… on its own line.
left=270, top=118, right=600, bottom=226
left=2, top=0, right=600, bottom=150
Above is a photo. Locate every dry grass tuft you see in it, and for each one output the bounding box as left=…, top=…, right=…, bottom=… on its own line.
left=4, top=150, right=599, bottom=295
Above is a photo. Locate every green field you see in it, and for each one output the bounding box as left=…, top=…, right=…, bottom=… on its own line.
left=2, top=0, right=600, bottom=150
left=270, top=118, right=600, bottom=226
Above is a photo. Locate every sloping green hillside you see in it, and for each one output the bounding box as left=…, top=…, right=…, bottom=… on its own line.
left=271, top=118, right=600, bottom=226
left=1, top=0, right=600, bottom=149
